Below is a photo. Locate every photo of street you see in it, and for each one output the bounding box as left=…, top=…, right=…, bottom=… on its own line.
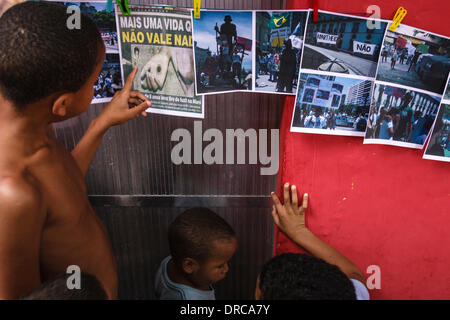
left=376, top=24, right=450, bottom=94
left=291, top=72, right=373, bottom=136
left=301, top=11, right=387, bottom=78
left=255, top=10, right=308, bottom=94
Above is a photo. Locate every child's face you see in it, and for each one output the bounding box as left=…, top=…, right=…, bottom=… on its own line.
left=193, top=237, right=237, bottom=287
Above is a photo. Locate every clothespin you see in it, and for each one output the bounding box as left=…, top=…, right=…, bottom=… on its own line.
left=194, top=0, right=201, bottom=19
left=389, top=7, right=407, bottom=32
left=114, top=0, right=130, bottom=16
left=312, top=0, right=318, bottom=22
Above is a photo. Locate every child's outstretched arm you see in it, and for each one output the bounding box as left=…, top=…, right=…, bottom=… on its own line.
left=271, top=183, right=366, bottom=284
left=71, top=67, right=151, bottom=176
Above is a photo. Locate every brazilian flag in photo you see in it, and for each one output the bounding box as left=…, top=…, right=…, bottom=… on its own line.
left=267, top=13, right=290, bottom=28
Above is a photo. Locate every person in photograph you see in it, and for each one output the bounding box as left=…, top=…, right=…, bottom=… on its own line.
left=366, top=102, right=378, bottom=138
left=408, top=50, right=421, bottom=72
left=377, top=108, right=394, bottom=139
left=304, top=108, right=326, bottom=129
left=232, top=48, right=242, bottom=85
left=277, top=39, right=297, bottom=93
left=214, top=14, right=237, bottom=63
left=391, top=49, right=398, bottom=70
left=381, top=45, right=389, bottom=63
left=393, top=91, right=414, bottom=141
left=426, top=116, right=446, bottom=157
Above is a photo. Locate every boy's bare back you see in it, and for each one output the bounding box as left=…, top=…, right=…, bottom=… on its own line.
left=0, top=123, right=118, bottom=299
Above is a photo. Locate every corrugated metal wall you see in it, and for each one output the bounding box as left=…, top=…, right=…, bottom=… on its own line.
left=53, top=0, right=284, bottom=299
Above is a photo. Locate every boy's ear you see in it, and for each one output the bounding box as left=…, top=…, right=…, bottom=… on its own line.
left=51, top=93, right=73, bottom=117
left=181, top=257, right=199, bottom=275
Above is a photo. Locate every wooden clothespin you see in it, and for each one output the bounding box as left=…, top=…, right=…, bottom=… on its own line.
left=114, top=0, right=130, bottom=16
left=313, top=0, right=318, bottom=22
left=389, top=7, right=407, bottom=32
left=194, top=0, right=201, bottom=19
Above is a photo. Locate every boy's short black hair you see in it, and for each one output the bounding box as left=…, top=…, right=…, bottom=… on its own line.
left=0, top=2, right=104, bottom=109
left=259, top=253, right=357, bottom=300
left=169, top=207, right=236, bottom=263
left=21, top=272, right=107, bottom=300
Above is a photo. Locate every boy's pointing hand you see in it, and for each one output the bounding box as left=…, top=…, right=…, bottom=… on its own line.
left=98, top=67, right=151, bottom=128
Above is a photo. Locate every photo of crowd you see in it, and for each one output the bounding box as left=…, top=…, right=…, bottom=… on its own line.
left=423, top=103, right=450, bottom=161
left=291, top=72, right=373, bottom=136
left=192, top=10, right=253, bottom=94
left=301, top=11, right=387, bottom=78
left=377, top=24, right=450, bottom=94
left=255, top=11, right=308, bottom=94
left=364, top=83, right=441, bottom=148
left=93, top=54, right=122, bottom=101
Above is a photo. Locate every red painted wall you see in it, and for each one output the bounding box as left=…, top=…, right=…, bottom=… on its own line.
left=276, top=0, right=450, bottom=299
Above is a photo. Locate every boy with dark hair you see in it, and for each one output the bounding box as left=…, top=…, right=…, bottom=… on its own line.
left=21, top=272, right=107, bottom=300
left=155, top=207, right=238, bottom=300
left=0, top=2, right=150, bottom=299
left=255, top=184, right=369, bottom=300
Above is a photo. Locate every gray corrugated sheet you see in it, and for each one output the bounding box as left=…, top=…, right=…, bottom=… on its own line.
left=53, top=0, right=283, bottom=299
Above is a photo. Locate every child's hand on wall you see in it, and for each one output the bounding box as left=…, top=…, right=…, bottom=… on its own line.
left=98, top=67, right=151, bottom=128
left=270, top=183, right=309, bottom=239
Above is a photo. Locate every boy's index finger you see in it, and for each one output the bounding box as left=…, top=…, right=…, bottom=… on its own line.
left=271, top=192, right=284, bottom=213
left=124, top=67, right=138, bottom=92
left=302, top=193, right=309, bottom=210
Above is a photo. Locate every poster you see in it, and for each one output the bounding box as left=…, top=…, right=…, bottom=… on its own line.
left=364, top=22, right=449, bottom=148
left=52, top=1, right=122, bottom=104
left=291, top=10, right=387, bottom=137
left=254, top=10, right=309, bottom=95
left=423, top=75, right=450, bottom=162
left=116, top=5, right=204, bottom=118
left=192, top=10, right=253, bottom=95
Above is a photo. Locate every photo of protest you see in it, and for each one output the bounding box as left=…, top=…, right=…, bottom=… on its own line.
left=192, top=10, right=253, bottom=94
left=93, top=53, right=122, bottom=101
left=254, top=10, right=308, bottom=94
left=54, top=1, right=118, bottom=53
left=377, top=24, right=450, bottom=94
left=423, top=103, right=450, bottom=161
left=301, top=11, right=387, bottom=78
left=364, top=83, right=440, bottom=148
left=117, top=6, right=203, bottom=118
left=291, top=72, right=373, bottom=136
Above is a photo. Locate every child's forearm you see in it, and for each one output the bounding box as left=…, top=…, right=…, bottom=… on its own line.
left=71, top=117, right=108, bottom=176
left=292, top=227, right=366, bottom=283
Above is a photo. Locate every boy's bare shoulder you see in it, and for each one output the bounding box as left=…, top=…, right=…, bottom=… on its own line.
left=0, top=173, right=45, bottom=218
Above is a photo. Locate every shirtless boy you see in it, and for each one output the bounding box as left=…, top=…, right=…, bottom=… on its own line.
left=0, top=2, right=150, bottom=299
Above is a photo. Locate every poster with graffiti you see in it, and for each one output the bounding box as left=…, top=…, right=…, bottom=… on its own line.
left=116, top=5, right=204, bottom=118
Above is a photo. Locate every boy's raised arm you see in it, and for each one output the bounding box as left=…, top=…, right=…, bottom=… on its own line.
left=0, top=178, right=45, bottom=299
left=270, top=183, right=366, bottom=284
left=71, top=67, right=151, bottom=176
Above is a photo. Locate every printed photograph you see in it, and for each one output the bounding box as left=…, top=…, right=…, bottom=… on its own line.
left=364, top=83, right=440, bottom=148
left=423, top=103, right=450, bottom=161
left=377, top=24, right=450, bottom=94
left=192, top=10, right=253, bottom=94
left=301, top=11, right=387, bottom=78
left=291, top=72, right=373, bottom=136
left=254, top=10, right=308, bottom=94
left=54, top=1, right=118, bottom=53
left=93, top=53, right=122, bottom=101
